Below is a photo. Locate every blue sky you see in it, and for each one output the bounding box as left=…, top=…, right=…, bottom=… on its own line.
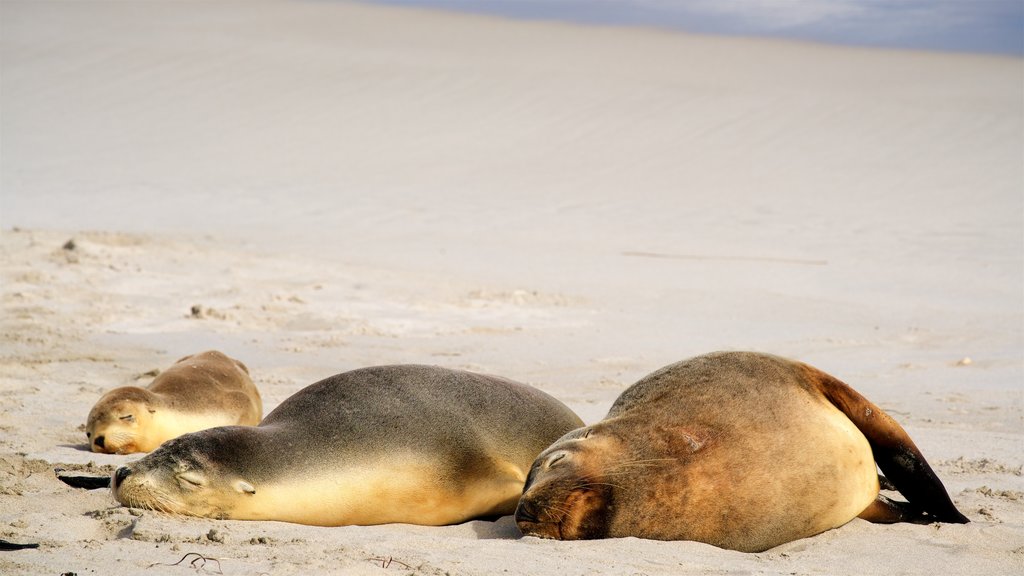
left=360, top=0, right=1024, bottom=55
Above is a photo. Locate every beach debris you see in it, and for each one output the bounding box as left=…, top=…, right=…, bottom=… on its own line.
left=189, top=304, right=228, bottom=320
left=60, top=238, right=80, bottom=263
left=955, top=357, right=973, bottom=366
left=148, top=552, right=223, bottom=574
left=369, top=556, right=411, bottom=569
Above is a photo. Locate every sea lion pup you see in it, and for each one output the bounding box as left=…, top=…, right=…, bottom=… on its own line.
left=111, top=365, right=584, bottom=526
left=86, top=351, right=262, bottom=454
left=515, top=351, right=969, bottom=552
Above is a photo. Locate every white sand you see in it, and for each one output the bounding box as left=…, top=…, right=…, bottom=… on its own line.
left=1, top=1, right=1022, bottom=574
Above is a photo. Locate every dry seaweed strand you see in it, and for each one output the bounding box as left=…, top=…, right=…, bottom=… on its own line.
left=370, top=555, right=412, bottom=569
left=148, top=552, right=223, bottom=574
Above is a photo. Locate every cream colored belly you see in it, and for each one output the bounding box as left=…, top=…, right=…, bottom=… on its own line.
left=229, top=456, right=527, bottom=526
left=807, top=405, right=880, bottom=528
left=142, top=410, right=248, bottom=451
left=679, top=401, right=881, bottom=551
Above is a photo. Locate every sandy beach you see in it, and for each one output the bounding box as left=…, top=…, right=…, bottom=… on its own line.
left=1, top=1, right=1022, bottom=574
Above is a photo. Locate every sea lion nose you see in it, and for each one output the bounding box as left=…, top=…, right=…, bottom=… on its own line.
left=93, top=436, right=105, bottom=449
left=514, top=500, right=539, bottom=523
left=113, top=466, right=131, bottom=488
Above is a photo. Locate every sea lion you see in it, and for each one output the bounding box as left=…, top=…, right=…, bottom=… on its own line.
left=110, top=364, right=584, bottom=526
left=515, top=351, right=969, bottom=552
left=86, top=351, right=262, bottom=454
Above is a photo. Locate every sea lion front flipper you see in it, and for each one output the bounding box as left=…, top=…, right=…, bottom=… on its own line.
left=807, top=367, right=969, bottom=524
left=55, top=468, right=112, bottom=490
left=0, top=539, right=40, bottom=551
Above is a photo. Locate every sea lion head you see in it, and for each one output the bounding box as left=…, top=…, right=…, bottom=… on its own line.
left=515, top=425, right=620, bottom=540
left=86, top=387, right=158, bottom=454
left=111, top=426, right=261, bottom=519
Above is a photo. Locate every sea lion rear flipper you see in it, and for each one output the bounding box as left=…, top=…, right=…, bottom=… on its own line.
left=808, top=367, right=969, bottom=524
left=858, top=494, right=929, bottom=524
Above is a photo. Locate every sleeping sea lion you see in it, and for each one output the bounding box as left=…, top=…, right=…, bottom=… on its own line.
left=86, top=350, right=262, bottom=454
left=111, top=364, right=583, bottom=526
left=515, top=351, right=968, bottom=551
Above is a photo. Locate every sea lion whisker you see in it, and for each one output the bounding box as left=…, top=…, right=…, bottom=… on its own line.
left=149, top=495, right=173, bottom=516
left=602, top=459, right=676, bottom=472
left=574, top=481, right=625, bottom=490
left=538, top=504, right=572, bottom=521
left=613, top=458, right=676, bottom=465
left=144, top=489, right=185, bottom=517
left=542, top=502, right=573, bottom=516
left=587, top=470, right=649, bottom=478
left=105, top=431, right=136, bottom=448
left=550, top=500, right=571, bottom=511
left=138, top=498, right=166, bottom=515
left=576, top=471, right=637, bottom=483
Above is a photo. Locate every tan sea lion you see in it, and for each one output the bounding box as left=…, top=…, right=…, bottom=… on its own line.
left=86, top=350, right=262, bottom=454
left=515, top=351, right=969, bottom=552
left=110, top=364, right=584, bottom=526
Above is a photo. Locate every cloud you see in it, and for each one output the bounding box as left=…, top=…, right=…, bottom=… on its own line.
left=639, top=0, right=1008, bottom=34
left=627, top=0, right=1024, bottom=53
left=360, top=0, right=1024, bottom=54
left=655, top=0, right=868, bottom=30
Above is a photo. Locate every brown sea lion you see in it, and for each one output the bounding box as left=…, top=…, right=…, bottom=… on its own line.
left=110, top=365, right=584, bottom=526
left=86, top=350, right=262, bottom=454
left=515, top=351, right=968, bottom=552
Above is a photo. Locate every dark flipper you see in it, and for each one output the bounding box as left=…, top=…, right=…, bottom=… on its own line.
left=806, top=366, right=969, bottom=524
left=858, top=494, right=929, bottom=523
left=55, top=468, right=111, bottom=490
left=878, top=473, right=898, bottom=491
left=0, top=540, right=40, bottom=551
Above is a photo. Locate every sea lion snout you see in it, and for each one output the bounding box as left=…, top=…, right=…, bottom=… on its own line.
left=514, top=499, right=539, bottom=523
left=514, top=496, right=560, bottom=539
left=93, top=435, right=106, bottom=450
left=113, top=466, right=131, bottom=489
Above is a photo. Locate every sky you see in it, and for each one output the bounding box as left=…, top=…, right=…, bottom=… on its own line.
left=360, top=0, right=1024, bottom=55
